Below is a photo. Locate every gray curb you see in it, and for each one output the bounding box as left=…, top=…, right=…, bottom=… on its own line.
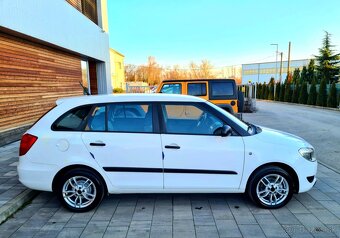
left=0, top=189, right=39, bottom=225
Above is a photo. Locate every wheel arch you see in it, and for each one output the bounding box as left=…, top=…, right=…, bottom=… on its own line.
left=52, top=164, right=108, bottom=195
left=245, top=162, right=299, bottom=193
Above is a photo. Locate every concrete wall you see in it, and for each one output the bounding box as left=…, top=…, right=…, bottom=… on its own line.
left=0, top=0, right=112, bottom=94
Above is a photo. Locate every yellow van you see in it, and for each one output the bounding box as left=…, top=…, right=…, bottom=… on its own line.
left=157, top=79, right=242, bottom=114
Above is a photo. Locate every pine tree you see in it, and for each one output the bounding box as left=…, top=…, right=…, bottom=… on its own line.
left=315, top=31, right=340, bottom=83
left=307, top=80, right=317, bottom=105
left=256, top=83, right=262, bottom=99
left=327, top=82, right=337, bottom=108
left=292, top=68, right=301, bottom=84
left=307, top=59, right=315, bottom=83
left=298, top=82, right=308, bottom=104
left=284, top=82, right=292, bottom=102
left=279, top=83, right=285, bottom=101
left=274, top=83, right=281, bottom=101
left=291, top=84, right=300, bottom=103
left=300, top=66, right=308, bottom=84
left=268, top=78, right=275, bottom=100
left=263, top=83, right=269, bottom=99
left=316, top=79, right=327, bottom=106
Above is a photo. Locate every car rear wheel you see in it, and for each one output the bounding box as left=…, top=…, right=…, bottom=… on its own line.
left=56, top=169, right=105, bottom=212
left=247, top=166, right=293, bottom=209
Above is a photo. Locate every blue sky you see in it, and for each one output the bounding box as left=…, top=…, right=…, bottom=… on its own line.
left=107, top=0, right=340, bottom=67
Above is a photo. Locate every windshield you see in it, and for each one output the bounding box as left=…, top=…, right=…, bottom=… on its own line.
left=205, top=101, right=249, bottom=132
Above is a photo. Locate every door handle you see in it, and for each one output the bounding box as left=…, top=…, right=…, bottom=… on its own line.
left=165, top=144, right=180, bottom=149
left=90, top=142, right=106, bottom=146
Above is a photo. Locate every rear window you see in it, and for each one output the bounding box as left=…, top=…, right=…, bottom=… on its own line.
left=188, top=83, right=207, bottom=96
left=209, top=81, right=236, bottom=99
left=52, top=106, right=92, bottom=131
left=160, top=84, right=182, bottom=94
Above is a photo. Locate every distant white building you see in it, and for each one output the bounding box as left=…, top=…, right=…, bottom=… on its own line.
left=242, top=59, right=310, bottom=84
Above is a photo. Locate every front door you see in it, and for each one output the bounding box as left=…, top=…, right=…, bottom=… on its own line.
left=160, top=103, right=245, bottom=189
left=81, top=103, right=163, bottom=190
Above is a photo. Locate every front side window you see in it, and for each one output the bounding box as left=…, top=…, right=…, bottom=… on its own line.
left=107, top=103, right=153, bottom=133
left=160, top=84, right=182, bottom=94
left=52, top=106, right=92, bottom=131
left=210, top=82, right=235, bottom=99
left=188, top=83, right=207, bottom=96
left=162, top=104, right=223, bottom=135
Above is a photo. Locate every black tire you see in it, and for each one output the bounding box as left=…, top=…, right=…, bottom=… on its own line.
left=56, top=169, right=105, bottom=212
left=238, top=91, right=244, bottom=113
left=247, top=166, right=293, bottom=209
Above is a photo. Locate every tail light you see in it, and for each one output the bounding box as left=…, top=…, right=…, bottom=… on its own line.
left=19, top=134, right=38, bottom=156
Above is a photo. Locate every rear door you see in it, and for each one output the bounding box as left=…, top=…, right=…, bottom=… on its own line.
left=81, top=102, right=163, bottom=190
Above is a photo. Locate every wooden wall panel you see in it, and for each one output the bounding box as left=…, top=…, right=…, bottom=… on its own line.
left=66, top=0, right=82, bottom=11
left=0, top=32, right=83, bottom=131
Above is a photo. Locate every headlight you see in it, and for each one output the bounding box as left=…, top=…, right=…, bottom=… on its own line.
left=299, top=148, right=316, bottom=162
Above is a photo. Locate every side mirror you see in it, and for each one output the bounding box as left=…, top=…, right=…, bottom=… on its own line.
left=221, top=125, right=232, bottom=137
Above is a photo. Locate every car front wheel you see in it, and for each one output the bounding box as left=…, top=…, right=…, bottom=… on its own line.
left=56, top=169, right=105, bottom=212
left=248, top=166, right=293, bottom=209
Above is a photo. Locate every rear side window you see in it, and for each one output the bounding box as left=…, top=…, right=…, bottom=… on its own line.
left=160, top=84, right=182, bottom=94
left=86, top=106, right=106, bottom=131
left=209, top=81, right=235, bottom=99
left=188, top=83, right=207, bottom=96
left=107, top=103, right=153, bottom=133
left=52, top=106, right=92, bottom=131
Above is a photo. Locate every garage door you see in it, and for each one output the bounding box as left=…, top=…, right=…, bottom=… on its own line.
left=0, top=32, right=83, bottom=131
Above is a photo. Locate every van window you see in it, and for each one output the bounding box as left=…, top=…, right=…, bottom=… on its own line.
left=209, top=81, right=235, bottom=100
left=160, top=84, right=182, bottom=94
left=188, top=83, right=207, bottom=96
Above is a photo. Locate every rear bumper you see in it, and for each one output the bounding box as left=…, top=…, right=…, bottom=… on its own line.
left=17, top=158, right=57, bottom=192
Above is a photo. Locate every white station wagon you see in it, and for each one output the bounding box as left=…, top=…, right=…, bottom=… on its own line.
left=18, top=94, right=317, bottom=212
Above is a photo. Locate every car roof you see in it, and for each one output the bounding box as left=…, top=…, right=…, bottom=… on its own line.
left=56, top=93, right=206, bottom=106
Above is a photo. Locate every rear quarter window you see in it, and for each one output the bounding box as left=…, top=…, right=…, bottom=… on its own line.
left=52, top=106, right=92, bottom=131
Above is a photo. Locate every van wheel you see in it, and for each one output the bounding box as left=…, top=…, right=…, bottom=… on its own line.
left=247, top=166, right=293, bottom=209
left=56, top=169, right=104, bottom=212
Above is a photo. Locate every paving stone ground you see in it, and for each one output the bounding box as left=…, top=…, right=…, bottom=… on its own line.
left=1, top=155, right=340, bottom=237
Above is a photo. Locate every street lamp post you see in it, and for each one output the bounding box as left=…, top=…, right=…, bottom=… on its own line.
left=270, top=43, right=278, bottom=99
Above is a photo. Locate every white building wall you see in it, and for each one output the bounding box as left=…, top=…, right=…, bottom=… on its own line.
left=0, top=0, right=111, bottom=94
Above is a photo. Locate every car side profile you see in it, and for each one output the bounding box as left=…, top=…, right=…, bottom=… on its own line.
left=18, top=94, right=317, bottom=212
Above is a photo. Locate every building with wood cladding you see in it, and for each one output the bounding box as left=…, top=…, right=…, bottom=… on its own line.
left=110, top=49, right=126, bottom=91
left=0, top=0, right=111, bottom=145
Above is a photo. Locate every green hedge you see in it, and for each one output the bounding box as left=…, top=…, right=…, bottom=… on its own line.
left=256, top=81, right=339, bottom=108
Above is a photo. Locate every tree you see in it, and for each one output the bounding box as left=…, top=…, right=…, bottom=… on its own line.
left=307, top=80, right=317, bottom=105
left=263, top=83, right=268, bottom=99
left=274, top=83, right=281, bottom=101
left=291, top=83, right=300, bottom=103
left=316, top=78, right=327, bottom=106
left=292, top=68, right=301, bottom=84
left=279, top=83, right=285, bottom=101
left=298, top=82, right=308, bottom=104
left=268, top=77, right=275, bottom=100
left=307, top=59, right=315, bottom=83
left=300, top=66, right=308, bottom=84
left=315, top=31, right=340, bottom=83
left=257, top=83, right=262, bottom=99
left=284, top=82, right=292, bottom=102
left=327, top=82, right=337, bottom=108
left=125, top=64, right=137, bottom=82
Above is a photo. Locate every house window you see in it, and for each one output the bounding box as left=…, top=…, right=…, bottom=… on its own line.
left=81, top=0, right=98, bottom=24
